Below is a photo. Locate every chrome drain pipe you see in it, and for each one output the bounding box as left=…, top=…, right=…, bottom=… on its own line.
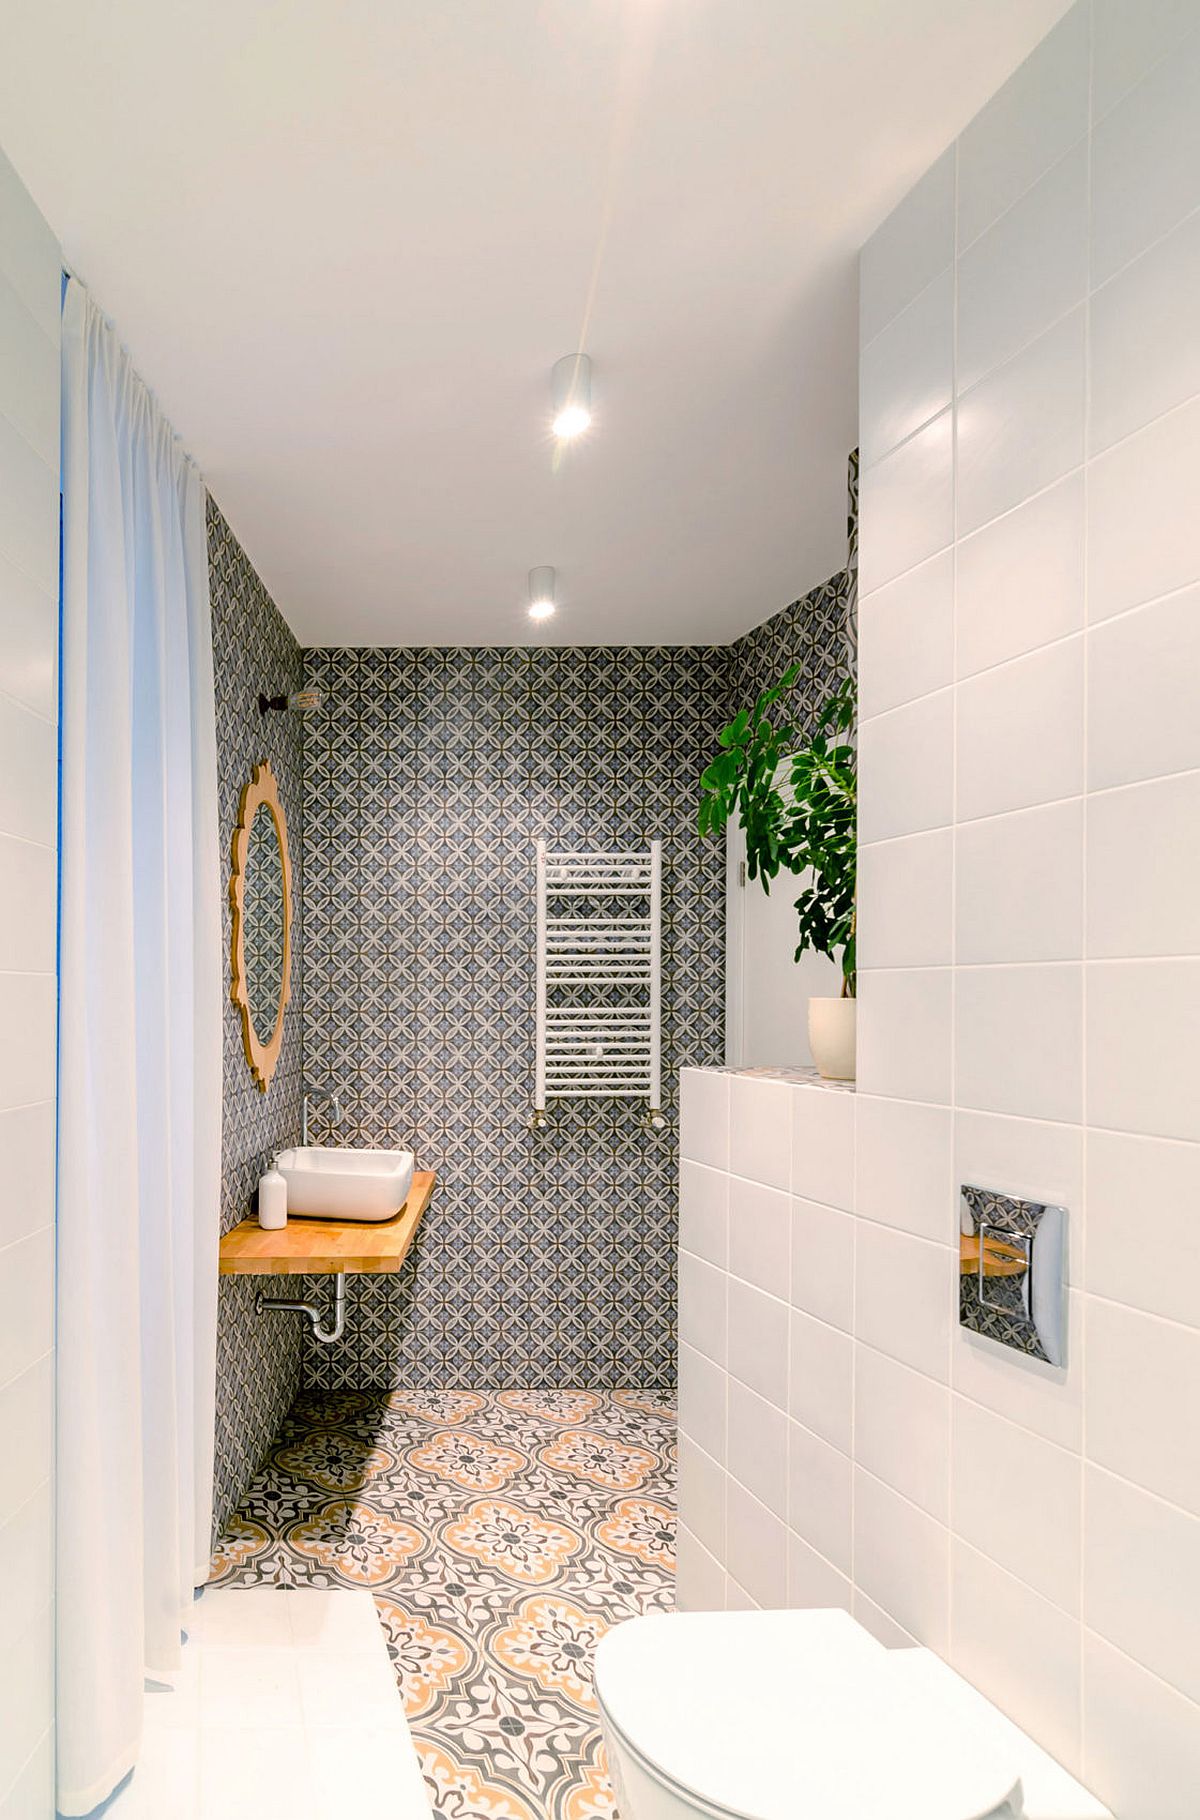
left=255, top=1272, right=347, bottom=1345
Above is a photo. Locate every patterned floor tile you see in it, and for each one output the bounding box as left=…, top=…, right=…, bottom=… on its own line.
left=212, top=1390, right=676, bottom=1818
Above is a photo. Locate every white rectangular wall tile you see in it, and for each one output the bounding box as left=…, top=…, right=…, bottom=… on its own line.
left=1087, top=392, right=1200, bottom=622
left=859, top=146, right=955, bottom=345
left=955, top=308, right=1086, bottom=538
left=855, top=1223, right=953, bottom=1383
left=789, top=1195, right=853, bottom=1333
left=787, top=1419, right=851, bottom=1575
left=957, top=142, right=1088, bottom=393
left=854, top=1095, right=951, bottom=1244
left=1090, top=205, right=1200, bottom=453
left=728, top=1074, right=791, bottom=1190
left=0, top=551, right=56, bottom=722
left=727, top=1177, right=790, bottom=1296
left=725, top=1481, right=787, bottom=1610
left=1086, top=960, right=1200, bottom=1142
left=678, top=1251, right=727, bottom=1367
left=955, top=964, right=1083, bottom=1124
left=858, top=689, right=954, bottom=843
left=0, top=691, right=57, bottom=850
left=0, top=833, right=56, bottom=976
left=679, top=1160, right=729, bottom=1269
left=726, top=1276, right=789, bottom=1411
left=0, top=149, right=58, bottom=1809
left=1091, top=0, right=1200, bottom=119
left=0, top=1354, right=51, bottom=1528
left=955, top=471, right=1085, bottom=678
left=1083, top=1632, right=1200, bottom=1820
left=1087, top=772, right=1200, bottom=960
left=680, top=1068, right=730, bottom=1171
left=678, top=1340, right=727, bottom=1465
left=726, top=1379, right=787, bottom=1519
left=855, top=967, right=953, bottom=1105
left=1090, top=24, right=1200, bottom=285
left=787, top=1532, right=852, bottom=1612
left=951, top=1397, right=1081, bottom=1613
left=859, top=268, right=953, bottom=466
left=674, top=1526, right=724, bottom=1613
left=857, top=829, right=952, bottom=969
left=1086, top=1129, right=1200, bottom=1330
left=789, top=1081, right=854, bottom=1210
left=857, top=550, right=954, bottom=718
left=956, top=3, right=1090, bottom=248
left=788, top=1309, right=853, bottom=1454
left=854, top=1344, right=949, bottom=1521
left=0, top=273, right=57, bottom=470
left=0, top=973, right=57, bottom=1114
left=0, top=1100, right=56, bottom=1255
left=956, top=799, right=1083, bottom=965
left=0, top=412, right=59, bottom=599
left=1086, top=1296, right=1200, bottom=1516
left=950, top=1544, right=1082, bottom=1773
left=956, top=636, right=1084, bottom=822
left=1084, top=1464, right=1200, bottom=1706
left=857, top=408, right=953, bottom=594
left=1087, top=589, right=1200, bottom=792
left=853, top=1469, right=949, bottom=1652
left=676, top=1433, right=726, bottom=1563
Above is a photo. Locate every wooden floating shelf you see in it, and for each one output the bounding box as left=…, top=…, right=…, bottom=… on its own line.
left=219, top=1171, right=436, bottom=1277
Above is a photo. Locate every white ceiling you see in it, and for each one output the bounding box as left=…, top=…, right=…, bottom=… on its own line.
left=1, top=0, right=1069, bottom=647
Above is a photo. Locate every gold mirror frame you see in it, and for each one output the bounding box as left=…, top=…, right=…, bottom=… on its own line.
left=230, top=760, right=293, bottom=1093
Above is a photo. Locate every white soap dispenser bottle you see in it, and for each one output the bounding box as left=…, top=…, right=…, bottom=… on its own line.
left=258, top=1157, right=287, bottom=1230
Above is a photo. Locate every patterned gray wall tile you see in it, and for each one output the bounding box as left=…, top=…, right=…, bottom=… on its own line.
left=209, top=497, right=307, bottom=1538
left=298, top=645, right=729, bottom=1392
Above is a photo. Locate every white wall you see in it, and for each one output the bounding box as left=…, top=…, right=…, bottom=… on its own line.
left=0, top=147, right=59, bottom=1819
left=725, top=822, right=841, bottom=1068
left=681, top=4, right=1200, bottom=1813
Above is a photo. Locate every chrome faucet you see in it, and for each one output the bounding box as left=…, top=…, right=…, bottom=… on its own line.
left=302, top=1087, right=343, bottom=1147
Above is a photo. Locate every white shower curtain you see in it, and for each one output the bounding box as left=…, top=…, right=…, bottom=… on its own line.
left=57, top=280, right=222, bottom=1816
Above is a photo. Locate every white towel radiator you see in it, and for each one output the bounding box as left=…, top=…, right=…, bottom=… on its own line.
left=533, top=840, right=664, bottom=1128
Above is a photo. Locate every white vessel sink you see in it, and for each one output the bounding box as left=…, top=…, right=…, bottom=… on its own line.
left=275, top=1147, right=415, bottom=1223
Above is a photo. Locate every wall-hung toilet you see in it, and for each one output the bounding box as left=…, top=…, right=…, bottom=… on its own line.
left=594, top=1609, right=1111, bottom=1820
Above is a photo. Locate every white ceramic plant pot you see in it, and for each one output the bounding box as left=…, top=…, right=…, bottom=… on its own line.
left=808, top=996, right=856, bottom=1081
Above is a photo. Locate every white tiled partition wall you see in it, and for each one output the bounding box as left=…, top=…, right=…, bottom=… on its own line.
left=680, top=3, right=1200, bottom=1813
left=0, top=149, right=59, bottom=1818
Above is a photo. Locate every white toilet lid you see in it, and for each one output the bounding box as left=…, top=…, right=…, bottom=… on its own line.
left=593, top=1610, right=1023, bottom=1820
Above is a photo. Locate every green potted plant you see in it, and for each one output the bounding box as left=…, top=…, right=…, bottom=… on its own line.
left=699, top=671, right=857, bottom=1078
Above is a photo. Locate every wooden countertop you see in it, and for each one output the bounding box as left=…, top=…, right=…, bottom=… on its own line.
left=219, top=1170, right=436, bottom=1276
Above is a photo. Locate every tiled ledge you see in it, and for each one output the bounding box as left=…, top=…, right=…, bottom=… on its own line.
left=686, top=1063, right=856, bottom=1094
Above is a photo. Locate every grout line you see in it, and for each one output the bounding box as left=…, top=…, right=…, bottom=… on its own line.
left=1078, top=28, right=1094, bottom=1757
left=1082, top=1622, right=1200, bottom=1713
left=1083, top=1288, right=1200, bottom=1342
left=1084, top=1454, right=1200, bottom=1527
left=1089, top=189, right=1200, bottom=300
left=947, top=121, right=962, bottom=1667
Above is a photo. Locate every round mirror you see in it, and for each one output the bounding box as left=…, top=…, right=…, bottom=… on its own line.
left=230, top=762, right=292, bottom=1091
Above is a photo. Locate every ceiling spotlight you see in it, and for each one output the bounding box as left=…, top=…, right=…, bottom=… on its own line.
left=528, top=566, right=557, bottom=620
left=551, top=353, right=592, bottom=439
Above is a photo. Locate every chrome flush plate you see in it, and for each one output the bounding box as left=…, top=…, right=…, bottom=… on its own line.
left=959, top=1184, right=1067, bottom=1367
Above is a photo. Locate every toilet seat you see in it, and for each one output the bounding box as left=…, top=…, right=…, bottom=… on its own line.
left=593, top=1609, right=1023, bottom=1820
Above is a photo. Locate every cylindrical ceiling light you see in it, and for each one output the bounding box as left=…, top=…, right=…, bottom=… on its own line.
left=551, top=352, right=592, bottom=439
left=528, top=566, right=557, bottom=620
